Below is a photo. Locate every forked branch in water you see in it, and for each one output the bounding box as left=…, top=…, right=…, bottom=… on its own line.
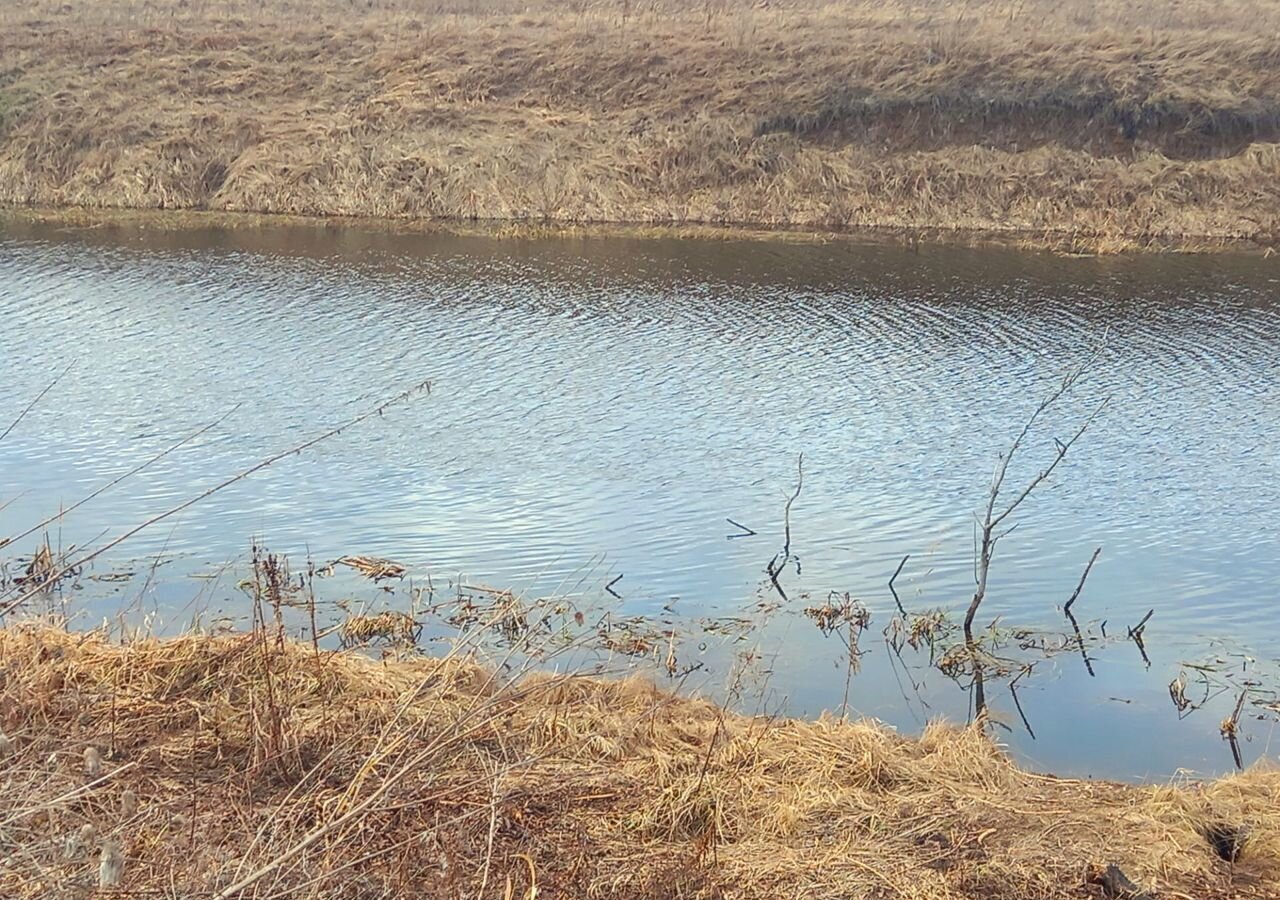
left=964, top=350, right=1109, bottom=718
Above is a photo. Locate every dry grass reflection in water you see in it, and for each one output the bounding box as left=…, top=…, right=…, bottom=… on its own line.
left=3, top=369, right=1280, bottom=897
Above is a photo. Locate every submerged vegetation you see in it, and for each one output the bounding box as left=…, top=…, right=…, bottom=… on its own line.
left=2, top=0, right=1280, bottom=250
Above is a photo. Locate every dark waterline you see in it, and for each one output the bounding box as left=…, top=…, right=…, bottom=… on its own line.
left=2, top=220, right=1279, bottom=780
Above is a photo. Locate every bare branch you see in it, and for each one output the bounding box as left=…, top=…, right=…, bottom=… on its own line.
left=781, top=453, right=803, bottom=561
left=990, top=398, right=1109, bottom=530
left=766, top=453, right=804, bottom=601
left=962, top=346, right=1108, bottom=718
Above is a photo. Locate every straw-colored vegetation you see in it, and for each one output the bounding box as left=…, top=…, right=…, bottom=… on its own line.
left=3, top=0, right=1280, bottom=251
left=0, top=622, right=1277, bottom=898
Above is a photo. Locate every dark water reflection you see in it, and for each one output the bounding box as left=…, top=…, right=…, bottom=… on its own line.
left=2, top=220, right=1278, bottom=780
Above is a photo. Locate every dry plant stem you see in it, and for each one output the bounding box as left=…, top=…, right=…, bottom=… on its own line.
left=216, top=677, right=545, bottom=899
left=0, top=379, right=430, bottom=617
left=233, top=594, right=563, bottom=887
left=475, top=761, right=504, bottom=900
left=0, top=762, right=137, bottom=829
left=0, top=363, right=73, bottom=446
left=1, top=409, right=236, bottom=552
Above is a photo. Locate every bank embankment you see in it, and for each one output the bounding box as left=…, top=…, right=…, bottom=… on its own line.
left=0, top=623, right=1276, bottom=898
left=3, top=0, right=1280, bottom=252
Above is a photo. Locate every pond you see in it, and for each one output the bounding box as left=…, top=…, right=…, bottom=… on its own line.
left=2, top=219, right=1278, bottom=780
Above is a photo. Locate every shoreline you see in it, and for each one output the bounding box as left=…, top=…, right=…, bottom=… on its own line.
left=0, top=622, right=1275, bottom=898
left=0, top=204, right=1268, bottom=256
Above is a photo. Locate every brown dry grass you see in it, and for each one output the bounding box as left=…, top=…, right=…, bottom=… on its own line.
left=1, top=622, right=1278, bottom=898
left=2, top=0, right=1280, bottom=251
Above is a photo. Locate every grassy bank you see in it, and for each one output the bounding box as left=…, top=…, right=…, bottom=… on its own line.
left=3, top=1, right=1280, bottom=252
left=0, top=623, right=1276, bottom=898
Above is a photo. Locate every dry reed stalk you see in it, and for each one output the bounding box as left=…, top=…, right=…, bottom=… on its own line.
left=0, top=378, right=429, bottom=618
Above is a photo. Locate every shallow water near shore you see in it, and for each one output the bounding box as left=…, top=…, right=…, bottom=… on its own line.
left=2, top=219, right=1279, bottom=780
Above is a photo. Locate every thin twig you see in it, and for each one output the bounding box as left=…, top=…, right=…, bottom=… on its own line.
left=1063, top=546, right=1102, bottom=615
left=1, top=408, right=237, bottom=552
left=781, top=452, right=803, bottom=561
left=0, top=762, right=136, bottom=828
left=475, top=765, right=502, bottom=900
left=0, top=363, right=74, bottom=445
left=0, top=379, right=430, bottom=618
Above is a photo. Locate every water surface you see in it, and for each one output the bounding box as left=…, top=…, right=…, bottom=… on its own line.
left=2, top=220, right=1278, bottom=779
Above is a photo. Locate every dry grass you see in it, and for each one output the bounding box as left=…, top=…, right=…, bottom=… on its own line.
left=0, top=622, right=1278, bottom=898
left=2, top=0, right=1280, bottom=251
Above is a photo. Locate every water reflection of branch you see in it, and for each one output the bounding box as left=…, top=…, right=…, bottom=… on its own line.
left=888, top=554, right=910, bottom=617
left=1062, top=546, right=1102, bottom=677
left=1063, top=608, right=1096, bottom=677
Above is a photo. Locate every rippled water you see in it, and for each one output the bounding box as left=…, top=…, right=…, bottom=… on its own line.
left=2, top=220, right=1279, bottom=779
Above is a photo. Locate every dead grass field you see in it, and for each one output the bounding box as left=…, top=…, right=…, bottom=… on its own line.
left=3, top=0, right=1280, bottom=250
left=0, top=622, right=1277, bottom=898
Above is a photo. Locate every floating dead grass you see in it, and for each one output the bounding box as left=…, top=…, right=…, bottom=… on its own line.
left=0, top=623, right=1277, bottom=898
